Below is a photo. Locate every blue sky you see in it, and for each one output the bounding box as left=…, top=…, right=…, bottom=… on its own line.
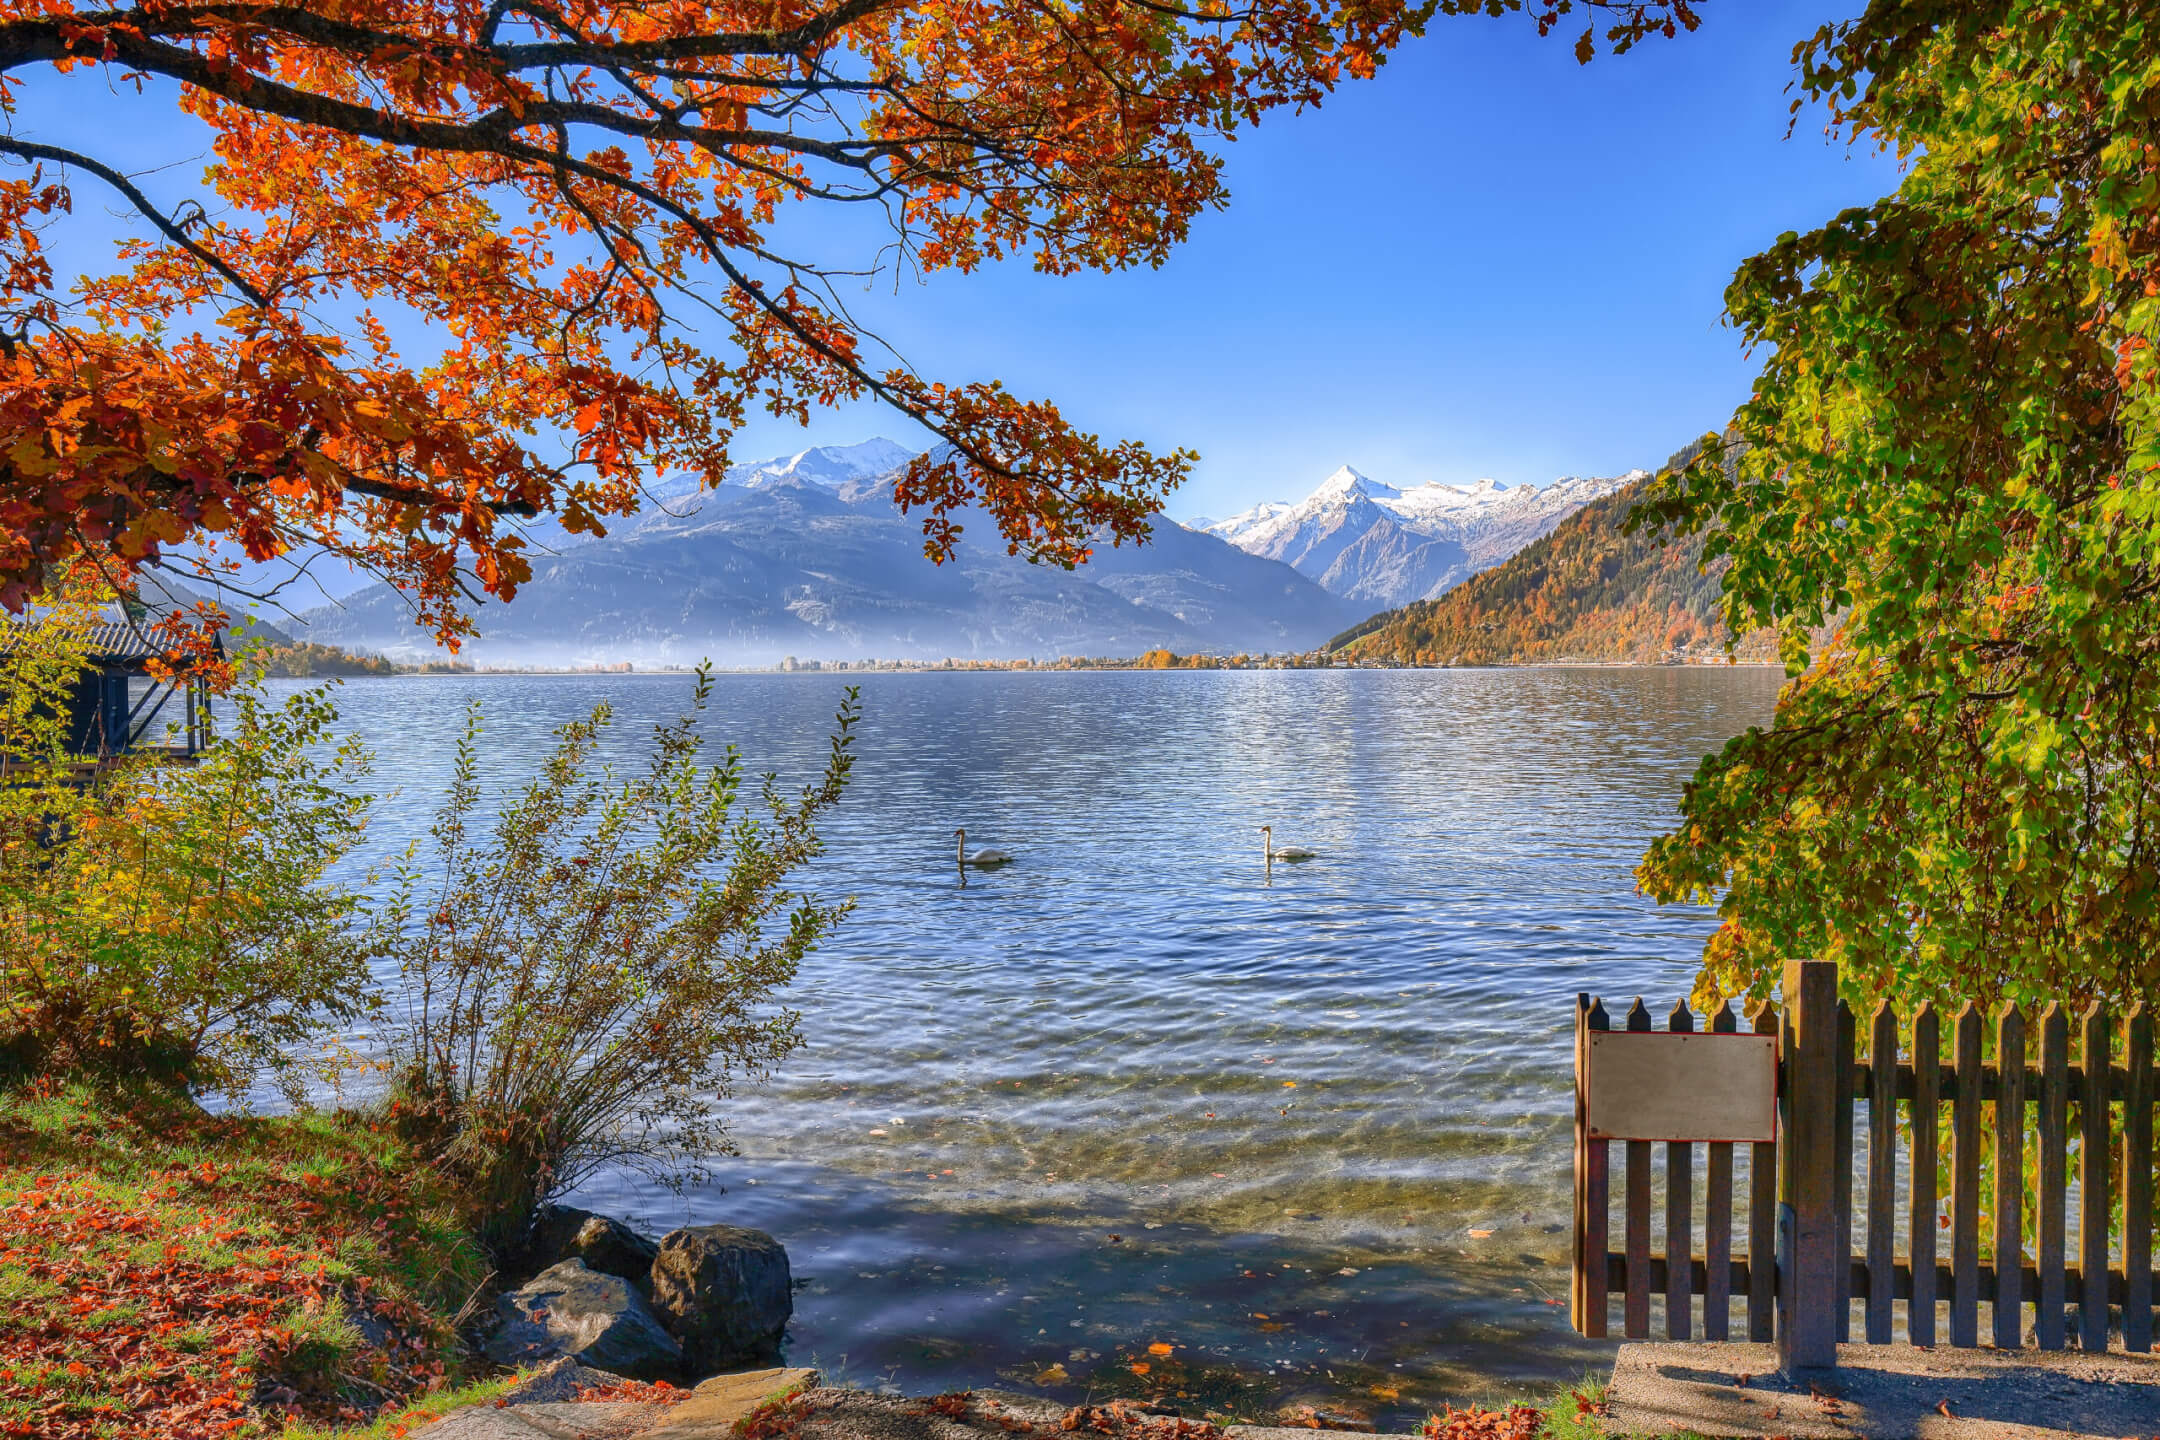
left=742, top=0, right=1902, bottom=520
left=27, top=1, right=1898, bottom=534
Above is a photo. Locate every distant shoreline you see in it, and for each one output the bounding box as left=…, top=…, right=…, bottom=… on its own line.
left=296, top=656, right=1788, bottom=677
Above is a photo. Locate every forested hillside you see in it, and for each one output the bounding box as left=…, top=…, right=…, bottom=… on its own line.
left=1328, top=444, right=1776, bottom=665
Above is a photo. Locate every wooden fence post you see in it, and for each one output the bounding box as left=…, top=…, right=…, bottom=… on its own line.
left=2127, top=1004, right=2154, bottom=1353
left=1625, top=998, right=1653, bottom=1338
left=1993, top=1004, right=2026, bottom=1351
left=1866, top=1001, right=1897, bottom=1345
left=2038, top=1002, right=2069, bottom=1350
left=1667, top=1000, right=1696, bottom=1340
left=1951, top=1003, right=1983, bottom=1347
left=1749, top=1001, right=1780, bottom=1343
left=2080, top=1003, right=2112, bottom=1353
left=1573, top=994, right=1611, bottom=1338
left=1910, top=1003, right=1939, bottom=1347
left=1779, top=958, right=1840, bottom=1372
left=1707, top=1000, right=1738, bottom=1343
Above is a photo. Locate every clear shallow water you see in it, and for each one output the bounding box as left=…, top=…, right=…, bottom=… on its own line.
left=298, top=667, right=1780, bottom=1424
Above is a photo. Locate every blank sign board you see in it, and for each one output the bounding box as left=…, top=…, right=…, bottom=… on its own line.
left=1584, top=1031, right=1778, bottom=1143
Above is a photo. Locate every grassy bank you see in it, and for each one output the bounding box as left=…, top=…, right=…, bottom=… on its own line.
left=0, top=1080, right=494, bottom=1439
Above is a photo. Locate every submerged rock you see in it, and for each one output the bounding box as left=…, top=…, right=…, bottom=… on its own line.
left=649, top=1224, right=793, bottom=1373
left=487, top=1258, right=683, bottom=1380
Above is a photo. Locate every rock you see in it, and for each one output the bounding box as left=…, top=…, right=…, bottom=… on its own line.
left=487, top=1258, right=684, bottom=1380
left=505, top=1401, right=667, bottom=1438
left=408, top=1408, right=558, bottom=1440
left=1273, top=1404, right=1375, bottom=1433
left=529, top=1205, right=662, bottom=1294
left=641, top=1367, right=818, bottom=1440
left=649, top=1224, right=793, bottom=1374
left=496, top=1356, right=629, bottom=1406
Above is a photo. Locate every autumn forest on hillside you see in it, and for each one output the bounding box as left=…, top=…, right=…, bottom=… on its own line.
left=1331, top=444, right=1776, bottom=667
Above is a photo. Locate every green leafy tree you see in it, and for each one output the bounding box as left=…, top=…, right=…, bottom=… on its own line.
left=0, top=599, right=376, bottom=1090
left=378, top=669, right=858, bottom=1257
left=1636, top=3, right=2160, bottom=1012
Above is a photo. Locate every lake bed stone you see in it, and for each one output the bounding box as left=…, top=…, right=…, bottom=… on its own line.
left=649, top=1224, right=793, bottom=1373
left=487, top=1258, right=683, bottom=1380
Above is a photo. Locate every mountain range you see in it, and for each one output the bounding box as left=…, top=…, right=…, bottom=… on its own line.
left=290, top=441, right=1652, bottom=666
left=1194, top=465, right=1640, bottom=611
left=294, top=442, right=1364, bottom=666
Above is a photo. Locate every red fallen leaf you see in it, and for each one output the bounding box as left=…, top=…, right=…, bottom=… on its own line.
left=575, top=1378, right=687, bottom=1405
left=1938, top=1401, right=1954, bottom=1417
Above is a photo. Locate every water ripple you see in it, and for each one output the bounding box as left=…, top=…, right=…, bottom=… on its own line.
left=297, top=666, right=1779, bottom=1421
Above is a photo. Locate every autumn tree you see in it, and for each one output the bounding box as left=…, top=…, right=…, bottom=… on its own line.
left=0, top=0, right=1696, bottom=651
left=1636, top=2, right=2160, bottom=1012
left=0, top=594, right=377, bottom=1091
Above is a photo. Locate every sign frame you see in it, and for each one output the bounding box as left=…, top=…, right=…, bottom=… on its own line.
left=1582, top=1028, right=1779, bottom=1144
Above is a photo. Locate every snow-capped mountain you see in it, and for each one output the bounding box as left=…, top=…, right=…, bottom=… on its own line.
left=295, top=439, right=1361, bottom=665
left=643, top=437, right=919, bottom=505
left=1198, top=464, right=1644, bottom=609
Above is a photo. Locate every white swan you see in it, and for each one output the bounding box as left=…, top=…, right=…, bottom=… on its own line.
left=955, top=827, right=1014, bottom=867
left=1262, top=825, right=1317, bottom=863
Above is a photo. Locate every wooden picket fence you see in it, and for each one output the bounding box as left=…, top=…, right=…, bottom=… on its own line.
left=1572, top=987, right=2159, bottom=1354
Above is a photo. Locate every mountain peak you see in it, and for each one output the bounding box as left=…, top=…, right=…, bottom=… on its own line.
left=1315, top=464, right=1398, bottom=501
left=1201, top=461, right=1639, bottom=610
left=736, top=437, right=915, bottom=488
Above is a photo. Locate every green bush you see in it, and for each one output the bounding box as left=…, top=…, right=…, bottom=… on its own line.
left=0, top=601, right=377, bottom=1093
left=377, top=666, right=857, bottom=1257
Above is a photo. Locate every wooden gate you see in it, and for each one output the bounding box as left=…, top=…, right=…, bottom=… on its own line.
left=1572, top=958, right=2159, bottom=1362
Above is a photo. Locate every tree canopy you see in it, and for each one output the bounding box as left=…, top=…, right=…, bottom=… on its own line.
left=1636, top=1, right=2160, bottom=1011
left=0, top=0, right=1697, bottom=651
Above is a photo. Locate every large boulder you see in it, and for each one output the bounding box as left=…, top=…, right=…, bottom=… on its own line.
left=649, top=1224, right=793, bottom=1373
left=528, top=1205, right=662, bottom=1295
left=486, top=1258, right=683, bottom=1380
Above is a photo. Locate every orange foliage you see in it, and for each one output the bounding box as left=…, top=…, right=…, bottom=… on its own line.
left=571, top=1377, right=689, bottom=1405
left=0, top=1165, right=453, bottom=1438
left=1420, top=1404, right=1543, bottom=1440
left=0, top=0, right=1699, bottom=651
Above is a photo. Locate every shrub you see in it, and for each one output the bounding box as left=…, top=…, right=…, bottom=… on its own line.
left=0, top=600, right=377, bottom=1093
left=377, top=667, right=857, bottom=1257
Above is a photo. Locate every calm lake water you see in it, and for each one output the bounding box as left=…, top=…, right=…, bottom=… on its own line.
left=293, top=666, right=1781, bottom=1424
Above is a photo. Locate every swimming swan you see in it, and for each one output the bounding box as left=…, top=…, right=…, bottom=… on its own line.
left=1262, top=825, right=1317, bottom=863
left=956, top=828, right=1015, bottom=867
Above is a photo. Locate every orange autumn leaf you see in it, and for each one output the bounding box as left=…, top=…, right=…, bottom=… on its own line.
left=0, top=0, right=1698, bottom=647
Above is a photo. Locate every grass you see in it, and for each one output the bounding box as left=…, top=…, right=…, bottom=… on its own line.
left=0, top=1077, right=495, bottom=1438
left=1418, top=1376, right=1609, bottom=1440
left=280, top=1373, right=524, bottom=1440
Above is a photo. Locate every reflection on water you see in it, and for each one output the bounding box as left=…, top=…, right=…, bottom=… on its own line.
left=302, top=666, right=1780, bottom=1425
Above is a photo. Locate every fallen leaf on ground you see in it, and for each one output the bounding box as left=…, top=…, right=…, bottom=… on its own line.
left=1421, top=1402, right=1542, bottom=1440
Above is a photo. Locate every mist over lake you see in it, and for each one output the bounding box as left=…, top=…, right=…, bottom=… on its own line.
left=301, top=665, right=1780, bottom=1424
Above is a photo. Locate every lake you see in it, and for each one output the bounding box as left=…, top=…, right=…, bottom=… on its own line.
left=295, top=665, right=1782, bottom=1425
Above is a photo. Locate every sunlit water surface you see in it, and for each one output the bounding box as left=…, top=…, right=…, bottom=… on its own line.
left=293, top=667, right=1780, bottom=1425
